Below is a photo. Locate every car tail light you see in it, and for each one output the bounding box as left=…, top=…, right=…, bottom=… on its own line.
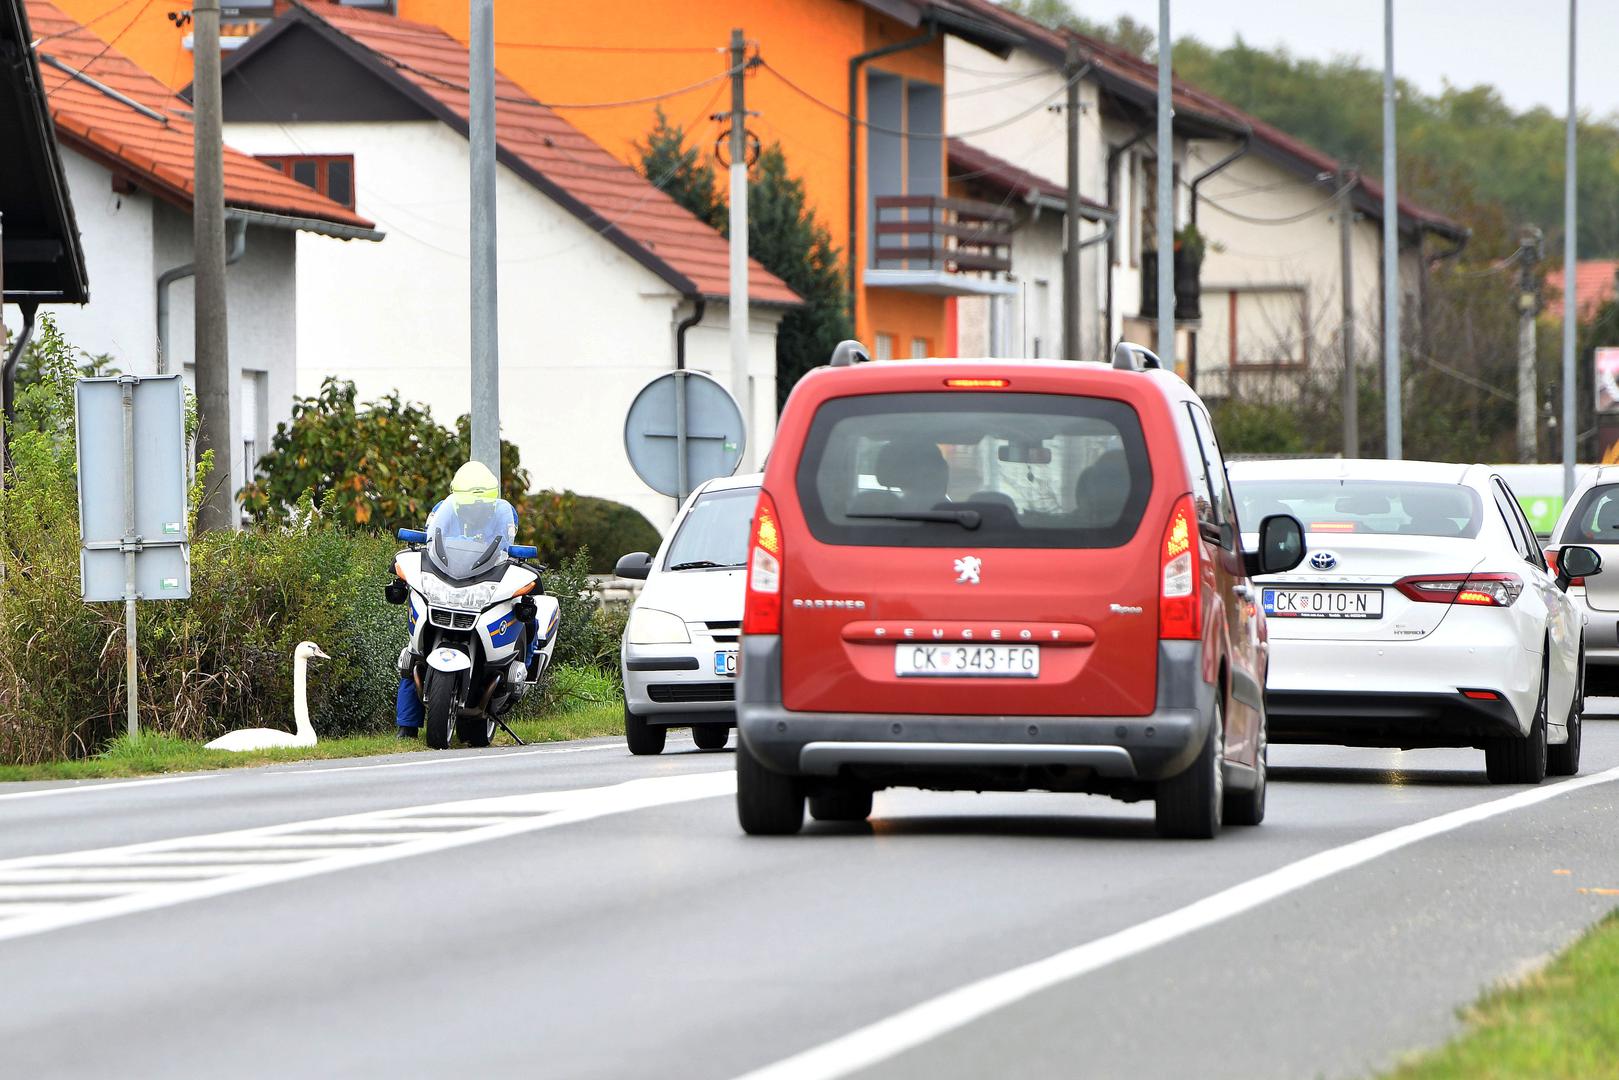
left=1395, top=573, right=1523, bottom=607
left=944, top=378, right=1010, bottom=389
left=742, top=490, right=784, bottom=635
left=1160, top=495, right=1201, bottom=640
left=1462, top=689, right=1503, bottom=700
left=1546, top=549, right=1584, bottom=587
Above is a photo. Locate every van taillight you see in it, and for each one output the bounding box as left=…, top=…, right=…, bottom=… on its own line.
left=743, top=490, right=783, bottom=635
left=1160, top=495, right=1201, bottom=640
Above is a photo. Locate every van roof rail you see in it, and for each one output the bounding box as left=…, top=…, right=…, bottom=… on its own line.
left=1112, top=341, right=1162, bottom=371
left=829, top=339, right=871, bottom=368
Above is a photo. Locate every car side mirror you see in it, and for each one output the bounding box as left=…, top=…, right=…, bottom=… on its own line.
left=615, top=551, right=653, bottom=581
left=1245, top=514, right=1306, bottom=577
left=1555, top=544, right=1602, bottom=590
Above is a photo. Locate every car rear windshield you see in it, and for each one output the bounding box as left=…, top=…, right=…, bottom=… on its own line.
left=663, top=486, right=758, bottom=570
left=794, top=391, right=1152, bottom=549
left=1560, top=484, right=1619, bottom=544
left=1231, top=478, right=1483, bottom=538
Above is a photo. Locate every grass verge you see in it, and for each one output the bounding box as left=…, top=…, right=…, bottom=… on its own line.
left=1387, top=909, right=1619, bottom=1078
left=0, top=675, right=625, bottom=783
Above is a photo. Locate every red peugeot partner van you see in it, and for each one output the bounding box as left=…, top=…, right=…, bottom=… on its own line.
left=735, top=342, right=1306, bottom=838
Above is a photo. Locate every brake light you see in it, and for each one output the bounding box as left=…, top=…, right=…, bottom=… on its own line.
left=944, top=378, right=1010, bottom=389
left=1546, top=549, right=1584, bottom=587
left=1160, top=494, right=1201, bottom=640
left=742, top=490, right=784, bottom=635
left=1395, top=573, right=1523, bottom=607
left=1462, top=689, right=1503, bottom=700
left=1310, top=521, right=1357, bottom=533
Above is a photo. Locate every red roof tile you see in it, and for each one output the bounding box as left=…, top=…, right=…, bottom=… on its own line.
left=1547, top=260, right=1619, bottom=322
left=948, top=138, right=1110, bottom=217
left=24, top=1, right=374, bottom=232
left=270, top=2, right=798, bottom=306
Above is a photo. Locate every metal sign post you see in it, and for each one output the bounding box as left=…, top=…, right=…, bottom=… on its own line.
left=624, top=369, right=746, bottom=504
left=76, top=375, right=190, bottom=737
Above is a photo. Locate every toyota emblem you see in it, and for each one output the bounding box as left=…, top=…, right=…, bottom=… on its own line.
left=1309, top=551, right=1338, bottom=571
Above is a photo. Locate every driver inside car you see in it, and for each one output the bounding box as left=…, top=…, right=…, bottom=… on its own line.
left=396, top=461, right=536, bottom=739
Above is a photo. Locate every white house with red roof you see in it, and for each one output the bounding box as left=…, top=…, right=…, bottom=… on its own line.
left=9, top=1, right=381, bottom=492
left=214, top=2, right=800, bottom=525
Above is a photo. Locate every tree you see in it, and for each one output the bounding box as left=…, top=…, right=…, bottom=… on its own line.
left=1000, top=1, right=1155, bottom=54
left=239, top=378, right=575, bottom=561
left=637, top=114, right=852, bottom=409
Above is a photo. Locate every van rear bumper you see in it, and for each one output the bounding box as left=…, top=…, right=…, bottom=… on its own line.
left=736, top=637, right=1214, bottom=785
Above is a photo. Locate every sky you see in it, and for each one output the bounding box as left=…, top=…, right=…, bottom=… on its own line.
left=1073, top=1, right=1619, bottom=119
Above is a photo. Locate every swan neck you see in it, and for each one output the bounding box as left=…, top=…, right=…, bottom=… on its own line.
left=293, top=654, right=313, bottom=738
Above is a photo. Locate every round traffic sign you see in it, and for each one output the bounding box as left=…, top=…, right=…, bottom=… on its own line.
left=623, top=369, right=746, bottom=500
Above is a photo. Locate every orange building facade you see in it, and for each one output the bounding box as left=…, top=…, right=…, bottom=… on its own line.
left=49, top=0, right=1025, bottom=357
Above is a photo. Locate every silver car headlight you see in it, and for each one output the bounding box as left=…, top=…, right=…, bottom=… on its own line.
left=626, top=607, right=691, bottom=645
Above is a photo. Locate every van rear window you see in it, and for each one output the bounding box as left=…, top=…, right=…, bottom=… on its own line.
left=794, top=392, right=1152, bottom=549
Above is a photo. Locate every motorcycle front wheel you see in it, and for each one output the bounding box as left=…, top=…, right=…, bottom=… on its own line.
left=425, top=674, right=457, bottom=750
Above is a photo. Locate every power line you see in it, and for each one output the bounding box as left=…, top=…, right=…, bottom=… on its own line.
left=1196, top=179, right=1353, bottom=226
left=758, top=58, right=1089, bottom=141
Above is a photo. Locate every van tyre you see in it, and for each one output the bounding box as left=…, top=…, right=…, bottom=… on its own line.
left=736, top=739, right=804, bottom=835
left=624, top=705, right=666, bottom=756
left=1224, top=721, right=1266, bottom=827
left=691, top=724, right=730, bottom=751
left=1156, top=699, right=1224, bottom=839
left=1485, top=668, right=1548, bottom=784
left=1549, top=652, right=1583, bottom=777
left=809, top=784, right=873, bottom=823
left=424, top=675, right=457, bottom=750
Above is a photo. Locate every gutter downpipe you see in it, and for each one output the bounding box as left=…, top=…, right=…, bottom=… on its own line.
left=848, top=24, right=939, bottom=331
left=2, top=300, right=39, bottom=435
left=157, top=216, right=247, bottom=374
left=1185, top=131, right=1250, bottom=387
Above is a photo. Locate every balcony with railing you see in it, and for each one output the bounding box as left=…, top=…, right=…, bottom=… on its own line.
left=866, top=195, right=1018, bottom=297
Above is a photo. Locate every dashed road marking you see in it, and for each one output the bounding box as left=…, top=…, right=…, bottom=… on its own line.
left=0, top=770, right=734, bottom=943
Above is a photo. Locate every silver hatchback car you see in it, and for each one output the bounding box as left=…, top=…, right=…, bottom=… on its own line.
left=1548, top=466, right=1619, bottom=696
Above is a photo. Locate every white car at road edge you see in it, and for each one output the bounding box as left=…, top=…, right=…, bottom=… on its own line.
left=614, top=473, right=761, bottom=756
left=1229, top=459, right=1602, bottom=783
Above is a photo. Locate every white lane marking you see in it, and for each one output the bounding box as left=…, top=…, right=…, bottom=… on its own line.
left=734, top=765, right=1619, bottom=1080
left=291, top=742, right=623, bottom=776
left=0, top=866, right=258, bottom=883
left=0, top=770, right=734, bottom=943
left=0, top=775, right=216, bottom=802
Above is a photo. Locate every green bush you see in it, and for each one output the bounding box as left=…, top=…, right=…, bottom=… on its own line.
left=538, top=493, right=662, bottom=574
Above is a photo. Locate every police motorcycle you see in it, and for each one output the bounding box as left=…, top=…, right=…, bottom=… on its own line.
left=385, top=466, right=560, bottom=749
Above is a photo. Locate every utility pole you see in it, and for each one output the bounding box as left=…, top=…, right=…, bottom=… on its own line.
left=1155, top=0, right=1173, bottom=371
left=1516, top=225, right=1544, bottom=462
left=1337, top=168, right=1358, bottom=459
left=1062, top=40, right=1082, bottom=360
left=192, top=0, right=233, bottom=530
left=1562, top=0, right=1578, bottom=497
left=469, top=0, right=501, bottom=480
left=1381, top=0, right=1401, bottom=460
left=728, top=28, right=752, bottom=470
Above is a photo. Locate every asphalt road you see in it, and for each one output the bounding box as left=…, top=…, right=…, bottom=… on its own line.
left=3, top=718, right=1618, bottom=1080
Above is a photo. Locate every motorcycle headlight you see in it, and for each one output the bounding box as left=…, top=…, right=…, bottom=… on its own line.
left=626, top=607, right=690, bottom=645
left=418, top=576, right=502, bottom=612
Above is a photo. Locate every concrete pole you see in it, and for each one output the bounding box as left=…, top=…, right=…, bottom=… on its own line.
left=729, top=29, right=752, bottom=470
left=469, top=0, right=501, bottom=481
left=1562, top=0, right=1578, bottom=497
left=1517, top=226, right=1542, bottom=462
left=1062, top=41, right=1081, bottom=360
left=192, top=0, right=234, bottom=531
left=1338, top=169, right=1358, bottom=458
left=1381, top=0, right=1401, bottom=459
left=1155, top=0, right=1174, bottom=370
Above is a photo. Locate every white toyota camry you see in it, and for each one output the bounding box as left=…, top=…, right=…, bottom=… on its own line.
left=1228, top=459, right=1603, bottom=783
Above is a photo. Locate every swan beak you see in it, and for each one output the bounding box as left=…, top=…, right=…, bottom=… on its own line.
left=312, top=646, right=332, bottom=661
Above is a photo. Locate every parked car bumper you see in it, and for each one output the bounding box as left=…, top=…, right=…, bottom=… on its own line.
left=736, top=637, right=1216, bottom=788
left=622, top=644, right=736, bottom=724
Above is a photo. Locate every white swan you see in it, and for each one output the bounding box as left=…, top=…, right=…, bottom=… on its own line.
left=205, top=641, right=329, bottom=751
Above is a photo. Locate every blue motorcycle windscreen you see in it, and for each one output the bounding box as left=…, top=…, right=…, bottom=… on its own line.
left=425, top=498, right=518, bottom=581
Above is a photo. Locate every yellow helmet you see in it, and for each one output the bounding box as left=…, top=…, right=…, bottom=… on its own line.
left=450, top=461, right=500, bottom=502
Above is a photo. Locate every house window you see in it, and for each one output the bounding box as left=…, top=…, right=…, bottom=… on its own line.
left=255, top=154, right=357, bottom=209
left=874, top=333, right=895, bottom=361
left=242, top=370, right=269, bottom=480
left=910, top=337, right=929, bottom=359
left=1221, top=287, right=1311, bottom=368
left=866, top=70, right=943, bottom=268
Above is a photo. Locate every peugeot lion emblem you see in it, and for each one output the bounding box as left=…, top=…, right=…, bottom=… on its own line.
left=1309, top=551, right=1338, bottom=571
left=953, top=555, right=982, bottom=585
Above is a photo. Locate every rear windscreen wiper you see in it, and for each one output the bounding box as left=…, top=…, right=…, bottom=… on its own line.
left=845, top=510, right=982, bottom=530
left=668, top=560, right=735, bottom=571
